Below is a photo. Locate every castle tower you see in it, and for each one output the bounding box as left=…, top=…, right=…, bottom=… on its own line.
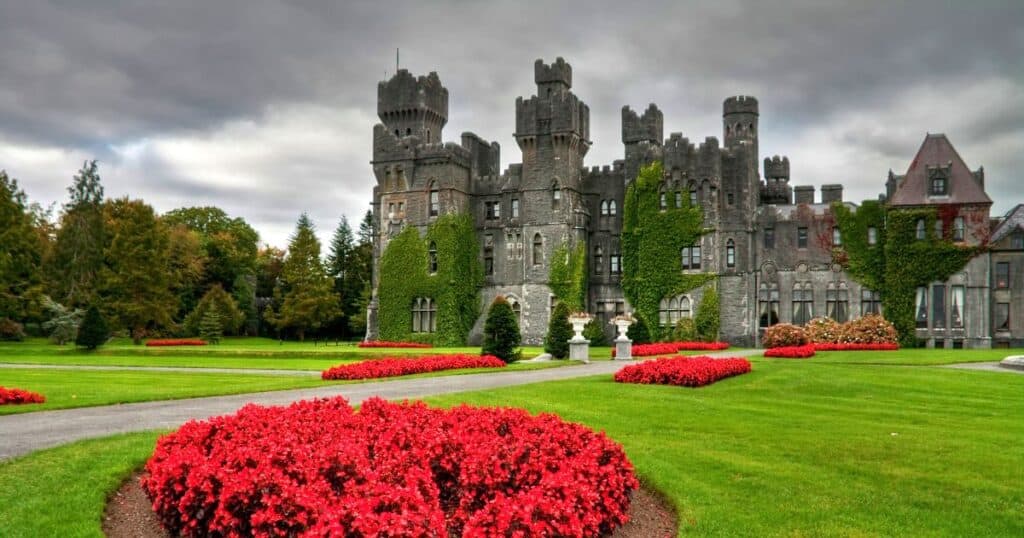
left=622, top=104, right=664, bottom=180
left=377, top=69, right=448, bottom=144
left=761, top=155, right=792, bottom=204
left=723, top=96, right=759, bottom=158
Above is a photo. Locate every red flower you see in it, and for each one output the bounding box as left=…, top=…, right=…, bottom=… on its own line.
left=812, top=343, right=899, bottom=351
left=612, top=341, right=729, bottom=358
left=322, top=354, right=506, bottom=380
left=142, top=397, right=639, bottom=537
left=145, top=339, right=207, bottom=347
left=358, top=340, right=433, bottom=349
left=0, top=386, right=45, bottom=405
left=763, top=345, right=817, bottom=358
left=613, top=356, right=751, bottom=387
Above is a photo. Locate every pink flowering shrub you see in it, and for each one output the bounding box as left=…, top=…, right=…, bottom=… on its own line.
left=614, top=356, right=751, bottom=387
left=0, top=386, right=45, bottom=405
left=837, top=314, right=898, bottom=345
left=142, top=397, right=638, bottom=537
left=322, top=354, right=506, bottom=380
left=762, top=323, right=808, bottom=348
left=804, top=317, right=841, bottom=344
left=763, top=345, right=817, bottom=358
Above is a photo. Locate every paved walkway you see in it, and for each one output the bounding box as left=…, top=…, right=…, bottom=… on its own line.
left=0, top=362, right=319, bottom=377
left=0, top=350, right=761, bottom=461
left=940, top=361, right=1024, bottom=375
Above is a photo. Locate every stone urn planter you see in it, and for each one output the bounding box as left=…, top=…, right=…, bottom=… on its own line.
left=611, top=314, right=636, bottom=360
left=567, top=312, right=593, bottom=363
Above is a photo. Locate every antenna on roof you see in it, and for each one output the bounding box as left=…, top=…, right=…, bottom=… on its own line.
left=396, top=48, right=400, bottom=72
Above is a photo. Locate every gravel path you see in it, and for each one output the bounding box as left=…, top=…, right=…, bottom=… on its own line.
left=0, top=362, right=319, bottom=377
left=940, top=361, right=1024, bottom=375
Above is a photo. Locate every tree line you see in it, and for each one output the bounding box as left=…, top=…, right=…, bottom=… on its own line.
left=0, top=161, right=373, bottom=344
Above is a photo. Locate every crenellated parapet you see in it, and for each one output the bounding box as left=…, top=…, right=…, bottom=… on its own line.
left=377, top=69, right=448, bottom=124
left=515, top=91, right=590, bottom=141
left=622, top=104, right=663, bottom=145
left=764, top=155, right=790, bottom=180
left=723, top=95, right=759, bottom=116
left=535, top=57, right=572, bottom=91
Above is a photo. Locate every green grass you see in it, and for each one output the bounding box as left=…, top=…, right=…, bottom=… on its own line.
left=806, top=347, right=1023, bottom=365
left=1, top=354, right=1021, bottom=536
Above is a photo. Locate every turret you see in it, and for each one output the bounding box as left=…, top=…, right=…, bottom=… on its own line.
left=723, top=95, right=759, bottom=157
left=760, top=155, right=792, bottom=204
left=622, top=104, right=663, bottom=145
left=534, top=57, right=572, bottom=96
left=377, top=69, right=448, bottom=144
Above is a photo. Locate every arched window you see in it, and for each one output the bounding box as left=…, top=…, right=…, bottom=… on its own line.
left=832, top=227, right=842, bottom=246
left=428, top=181, right=439, bottom=217
left=659, top=188, right=667, bottom=211
left=759, top=283, right=780, bottom=328
left=659, top=298, right=670, bottom=327
left=827, top=282, right=849, bottom=322
left=680, top=297, right=692, bottom=319
left=511, top=300, right=522, bottom=324
left=675, top=191, right=683, bottom=208
left=726, top=239, right=736, bottom=268
left=426, top=129, right=431, bottom=143
left=668, top=297, right=679, bottom=325
left=600, top=200, right=609, bottom=216
left=916, top=219, right=926, bottom=240
left=594, top=246, right=604, bottom=275
left=953, top=217, right=965, bottom=241
left=689, top=188, right=698, bottom=207
left=792, top=282, right=813, bottom=325
left=428, top=242, right=438, bottom=274
left=551, top=183, right=561, bottom=209
left=532, top=234, right=543, bottom=266
left=608, top=200, right=617, bottom=215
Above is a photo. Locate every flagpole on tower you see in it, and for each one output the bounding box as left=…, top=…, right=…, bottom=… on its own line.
left=396, top=48, right=399, bottom=72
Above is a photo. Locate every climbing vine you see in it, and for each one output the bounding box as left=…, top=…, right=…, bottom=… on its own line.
left=548, top=241, right=587, bottom=312
left=622, top=161, right=715, bottom=340
left=377, top=213, right=483, bottom=346
left=833, top=203, right=981, bottom=346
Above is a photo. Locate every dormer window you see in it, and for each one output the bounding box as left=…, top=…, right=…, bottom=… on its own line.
left=930, top=177, right=948, bottom=196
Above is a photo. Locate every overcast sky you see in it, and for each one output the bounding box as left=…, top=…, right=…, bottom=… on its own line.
left=1, top=1, right=1021, bottom=248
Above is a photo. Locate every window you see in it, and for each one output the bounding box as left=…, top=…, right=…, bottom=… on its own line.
left=681, top=245, right=701, bottom=270
left=532, top=234, right=543, bottom=266
left=797, top=227, right=808, bottom=249
left=758, top=283, right=780, bottom=328
left=930, top=177, right=947, bottom=195
left=932, top=284, right=946, bottom=329
left=659, top=191, right=667, bottom=211
left=792, top=282, right=813, bottom=325
left=659, top=296, right=692, bottom=327
left=861, top=289, right=882, bottom=316
left=483, top=242, right=494, bottom=276
left=995, top=302, right=1010, bottom=332
left=953, top=217, right=964, bottom=241
left=689, top=189, right=697, bottom=207
left=610, top=254, right=622, bottom=275
left=594, top=246, right=604, bottom=275
left=915, top=286, right=928, bottom=328
left=428, top=242, right=438, bottom=274
left=916, top=219, right=926, bottom=240
left=726, top=240, right=736, bottom=268
left=406, top=128, right=412, bottom=136
left=681, top=297, right=691, bottom=319
left=485, top=201, right=500, bottom=220
left=600, top=200, right=608, bottom=216
left=552, top=183, right=561, bottom=209
left=764, top=228, right=775, bottom=249
left=608, top=200, right=617, bottom=216
left=832, top=227, right=842, bottom=246
left=1013, top=233, right=1024, bottom=250
left=727, top=192, right=735, bottom=206
left=868, top=226, right=877, bottom=246
left=934, top=219, right=943, bottom=239
left=996, top=262, right=1010, bottom=288
left=511, top=300, right=521, bottom=324
left=428, top=182, right=439, bottom=217
left=950, top=285, right=964, bottom=329
left=675, top=191, right=683, bottom=208
left=388, top=203, right=395, bottom=217
left=511, top=199, right=520, bottom=218
left=412, top=298, right=436, bottom=333
left=826, top=282, right=849, bottom=323
left=397, top=202, right=404, bottom=215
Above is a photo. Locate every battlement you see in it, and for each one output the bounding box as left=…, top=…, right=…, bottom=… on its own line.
left=377, top=69, right=449, bottom=122
left=622, top=104, right=663, bottom=145
left=764, top=155, right=790, bottom=179
left=724, top=95, right=758, bottom=116
left=535, top=57, right=572, bottom=89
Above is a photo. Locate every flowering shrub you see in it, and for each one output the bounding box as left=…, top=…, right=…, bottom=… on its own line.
left=804, top=317, right=841, bottom=344
left=142, top=397, right=638, bottom=537
left=763, top=345, right=817, bottom=358
left=837, top=314, right=899, bottom=344
left=612, top=341, right=729, bottom=358
left=0, top=386, right=45, bottom=405
left=145, top=339, right=207, bottom=347
left=813, top=342, right=899, bottom=351
left=762, top=323, right=808, bottom=348
left=614, top=356, right=751, bottom=387
left=322, top=354, right=506, bottom=380
left=358, top=340, right=433, bottom=349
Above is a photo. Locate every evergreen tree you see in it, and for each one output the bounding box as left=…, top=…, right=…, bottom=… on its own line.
left=544, top=302, right=573, bottom=359
left=344, top=210, right=375, bottom=337
left=0, top=171, right=44, bottom=322
left=231, top=274, right=258, bottom=336
left=694, top=286, right=720, bottom=342
left=325, top=216, right=354, bottom=337
left=199, top=308, right=223, bottom=344
left=183, top=284, right=243, bottom=336
left=482, top=296, right=521, bottom=363
left=583, top=319, right=607, bottom=346
left=76, top=305, right=109, bottom=349
left=265, top=214, right=341, bottom=340
left=98, top=198, right=176, bottom=344
left=52, top=161, right=105, bottom=308
left=627, top=315, right=651, bottom=344
left=41, top=296, right=83, bottom=345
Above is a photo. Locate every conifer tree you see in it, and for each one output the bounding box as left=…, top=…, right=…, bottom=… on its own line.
left=184, top=284, right=243, bottom=336
left=627, top=315, right=651, bottom=344
left=583, top=319, right=607, bottom=346
left=0, top=171, right=44, bottom=322
left=41, top=297, right=83, bottom=345
left=694, top=286, right=720, bottom=342
left=482, top=296, right=521, bottom=363
left=544, top=302, right=573, bottom=359
left=199, top=308, right=223, bottom=344
left=326, top=216, right=354, bottom=336
left=265, top=214, right=341, bottom=340
left=231, top=274, right=258, bottom=336
left=76, top=305, right=109, bottom=349
left=52, top=161, right=105, bottom=308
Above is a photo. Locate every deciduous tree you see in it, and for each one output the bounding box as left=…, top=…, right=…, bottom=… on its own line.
left=0, top=171, right=44, bottom=322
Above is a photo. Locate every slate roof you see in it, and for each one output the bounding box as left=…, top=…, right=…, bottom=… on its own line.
left=889, top=133, right=992, bottom=206
left=991, top=204, right=1024, bottom=243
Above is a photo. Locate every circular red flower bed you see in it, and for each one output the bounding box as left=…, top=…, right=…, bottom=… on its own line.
left=142, top=397, right=638, bottom=537
left=614, top=356, right=751, bottom=387
left=0, top=386, right=45, bottom=405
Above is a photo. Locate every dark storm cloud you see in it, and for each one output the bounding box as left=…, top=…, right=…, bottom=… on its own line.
left=1, top=1, right=1021, bottom=246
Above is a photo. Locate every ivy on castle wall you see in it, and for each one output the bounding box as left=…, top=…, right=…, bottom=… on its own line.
left=548, top=241, right=588, bottom=312
left=622, top=161, right=715, bottom=340
left=377, top=213, right=483, bottom=346
left=833, top=202, right=980, bottom=346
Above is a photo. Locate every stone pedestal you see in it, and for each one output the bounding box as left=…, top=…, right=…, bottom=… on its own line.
left=614, top=337, right=633, bottom=360
left=569, top=337, right=590, bottom=363
left=1000, top=356, right=1024, bottom=371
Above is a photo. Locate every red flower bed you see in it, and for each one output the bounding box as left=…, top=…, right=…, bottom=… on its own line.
left=358, top=340, right=433, bottom=348
left=0, top=386, right=45, bottom=405
left=322, top=354, right=506, bottom=380
left=763, top=345, right=817, bottom=358
left=142, top=397, right=638, bottom=537
left=612, top=341, right=730, bottom=358
left=813, top=343, right=899, bottom=351
left=613, top=356, right=751, bottom=387
left=145, top=339, right=207, bottom=347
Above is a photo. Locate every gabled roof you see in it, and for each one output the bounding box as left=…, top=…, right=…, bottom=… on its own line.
left=992, top=204, right=1024, bottom=243
left=889, top=133, right=992, bottom=206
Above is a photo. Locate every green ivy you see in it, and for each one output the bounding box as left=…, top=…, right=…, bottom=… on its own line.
left=622, top=161, right=715, bottom=340
left=694, top=283, right=720, bottom=341
left=833, top=203, right=980, bottom=347
left=548, top=241, right=588, bottom=312
left=377, top=213, right=483, bottom=346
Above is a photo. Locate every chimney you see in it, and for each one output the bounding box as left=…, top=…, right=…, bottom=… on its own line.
left=794, top=185, right=815, bottom=205
left=821, top=184, right=844, bottom=204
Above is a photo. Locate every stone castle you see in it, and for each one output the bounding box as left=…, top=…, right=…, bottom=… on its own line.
left=366, top=57, right=1024, bottom=348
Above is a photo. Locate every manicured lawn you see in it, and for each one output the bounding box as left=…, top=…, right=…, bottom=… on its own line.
left=1, top=356, right=1021, bottom=536
left=805, top=347, right=1023, bottom=365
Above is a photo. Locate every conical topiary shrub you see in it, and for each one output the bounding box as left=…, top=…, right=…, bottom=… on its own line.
left=75, top=305, right=109, bottom=350
left=544, top=302, right=573, bottom=359
left=481, top=296, right=521, bottom=363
